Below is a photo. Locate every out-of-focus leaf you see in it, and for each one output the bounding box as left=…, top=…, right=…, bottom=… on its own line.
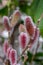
left=27, top=51, right=43, bottom=63
left=7, top=0, right=11, bottom=7
left=19, top=0, right=28, bottom=13
left=0, top=0, right=2, bottom=3
left=35, top=52, right=43, bottom=57
left=14, top=0, right=18, bottom=6
left=27, top=51, right=33, bottom=62
left=33, top=0, right=43, bottom=37
left=24, top=61, right=27, bottom=65
left=0, top=6, right=8, bottom=16
left=34, top=52, right=43, bottom=62
left=30, top=0, right=40, bottom=21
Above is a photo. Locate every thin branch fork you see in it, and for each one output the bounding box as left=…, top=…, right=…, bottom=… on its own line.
left=17, top=44, right=31, bottom=63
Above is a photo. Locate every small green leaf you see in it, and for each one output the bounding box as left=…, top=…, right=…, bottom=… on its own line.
left=27, top=51, right=33, bottom=62
left=21, top=55, right=24, bottom=61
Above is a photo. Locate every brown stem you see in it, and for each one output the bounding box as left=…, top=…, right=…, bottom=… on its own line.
left=17, top=41, right=31, bottom=63
left=22, top=40, right=39, bottom=65
left=0, top=56, right=11, bottom=65
left=23, top=55, right=28, bottom=64
left=4, top=59, right=11, bottom=65
left=17, top=45, right=28, bottom=63
left=36, top=13, right=43, bottom=27
left=10, top=21, right=22, bottom=48
left=30, top=38, right=39, bottom=65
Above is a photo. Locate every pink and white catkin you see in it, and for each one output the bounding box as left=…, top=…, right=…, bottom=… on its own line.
left=19, top=32, right=30, bottom=53
left=3, top=16, right=11, bottom=31
left=29, top=27, right=40, bottom=54
left=7, top=47, right=12, bottom=59
left=9, top=49, right=17, bottom=65
left=24, top=16, right=35, bottom=39
left=3, top=40, right=10, bottom=56
left=11, top=10, right=21, bottom=27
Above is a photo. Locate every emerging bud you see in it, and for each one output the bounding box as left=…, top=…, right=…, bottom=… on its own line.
left=3, top=16, right=11, bottom=31
left=10, top=49, right=17, bottom=65
left=30, top=27, right=39, bottom=45
left=3, top=40, right=10, bottom=55
left=24, top=16, right=35, bottom=39
left=19, top=32, right=30, bottom=50
left=19, top=24, right=26, bottom=33
left=11, top=10, right=21, bottom=27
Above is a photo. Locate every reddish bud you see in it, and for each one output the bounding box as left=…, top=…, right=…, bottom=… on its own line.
left=29, top=27, right=40, bottom=54
left=11, top=10, right=21, bottom=27
left=19, top=32, right=30, bottom=49
left=3, top=40, right=10, bottom=55
left=10, top=49, right=17, bottom=65
left=3, top=16, right=11, bottom=31
left=30, top=27, right=39, bottom=45
left=14, top=10, right=21, bottom=17
left=7, top=47, right=12, bottom=59
left=24, top=16, right=35, bottom=39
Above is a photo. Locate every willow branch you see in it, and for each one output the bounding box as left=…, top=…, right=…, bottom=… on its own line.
left=36, top=13, right=43, bottom=27
left=17, top=41, right=31, bottom=63
left=10, top=21, right=21, bottom=47
left=30, top=39, right=39, bottom=65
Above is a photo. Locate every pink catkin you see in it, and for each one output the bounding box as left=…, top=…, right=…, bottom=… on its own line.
left=10, top=49, right=17, bottom=65
left=3, top=40, right=10, bottom=55
left=30, top=27, right=39, bottom=46
left=24, top=16, right=35, bottom=39
left=14, top=10, right=21, bottom=17
left=29, top=27, right=40, bottom=54
left=3, top=16, right=11, bottom=31
left=19, top=32, right=29, bottom=49
left=11, top=10, right=21, bottom=27
left=7, top=47, right=12, bottom=59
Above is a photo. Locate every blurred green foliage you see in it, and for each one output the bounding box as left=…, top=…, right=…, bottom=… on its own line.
left=0, top=6, right=8, bottom=16
left=0, top=0, right=2, bottom=3
left=21, top=51, right=43, bottom=65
